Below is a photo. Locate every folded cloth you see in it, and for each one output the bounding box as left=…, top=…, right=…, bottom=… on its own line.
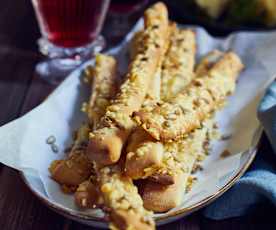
left=204, top=81, right=276, bottom=220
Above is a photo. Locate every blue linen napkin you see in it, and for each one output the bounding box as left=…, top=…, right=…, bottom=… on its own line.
left=204, top=81, right=276, bottom=220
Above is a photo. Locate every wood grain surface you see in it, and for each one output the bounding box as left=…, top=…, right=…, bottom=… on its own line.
left=0, top=0, right=275, bottom=229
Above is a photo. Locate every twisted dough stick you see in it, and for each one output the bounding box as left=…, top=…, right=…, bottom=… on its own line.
left=125, top=27, right=196, bottom=179
left=134, top=52, right=244, bottom=141
left=87, top=2, right=170, bottom=166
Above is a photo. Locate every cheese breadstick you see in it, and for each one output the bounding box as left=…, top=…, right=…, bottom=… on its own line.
left=104, top=2, right=169, bottom=128
left=50, top=54, right=118, bottom=207
left=49, top=54, right=118, bottom=188
left=87, top=54, right=118, bottom=129
left=87, top=2, right=170, bottom=166
left=74, top=55, right=119, bottom=208
left=134, top=52, right=244, bottom=141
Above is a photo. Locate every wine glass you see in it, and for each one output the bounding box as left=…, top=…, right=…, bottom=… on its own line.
left=31, top=0, right=110, bottom=84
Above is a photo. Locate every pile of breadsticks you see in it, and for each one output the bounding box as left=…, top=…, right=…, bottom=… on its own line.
left=49, top=2, right=244, bottom=230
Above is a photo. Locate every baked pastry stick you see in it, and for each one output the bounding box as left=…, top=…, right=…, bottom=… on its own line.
left=73, top=54, right=119, bottom=208
left=125, top=27, right=196, bottom=179
left=87, top=2, right=170, bottom=166
left=123, top=23, right=178, bottom=179
left=87, top=54, right=118, bottom=129
left=134, top=52, right=244, bottom=141
left=105, top=2, right=169, bottom=127
left=49, top=54, right=118, bottom=190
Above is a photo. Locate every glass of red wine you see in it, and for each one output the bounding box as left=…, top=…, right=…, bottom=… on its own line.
left=31, top=0, right=110, bottom=84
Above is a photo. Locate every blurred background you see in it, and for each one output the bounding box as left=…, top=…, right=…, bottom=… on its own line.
left=165, top=0, right=276, bottom=36
left=4, top=0, right=276, bottom=54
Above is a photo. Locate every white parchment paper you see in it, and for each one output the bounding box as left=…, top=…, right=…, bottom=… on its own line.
left=0, top=19, right=276, bottom=220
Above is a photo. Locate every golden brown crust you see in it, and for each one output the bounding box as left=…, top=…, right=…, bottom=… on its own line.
left=49, top=124, right=92, bottom=187
left=49, top=153, right=92, bottom=187
left=141, top=172, right=186, bottom=212
left=125, top=140, right=163, bottom=179
left=110, top=209, right=154, bottom=230
left=87, top=126, right=133, bottom=166
left=130, top=31, right=144, bottom=61
left=141, top=119, right=215, bottom=211
left=74, top=179, right=103, bottom=208
left=87, top=54, right=118, bottom=129
left=147, top=172, right=175, bottom=185
left=150, top=118, right=214, bottom=183
left=195, top=50, right=224, bottom=77
left=98, top=165, right=155, bottom=230
left=161, top=27, right=196, bottom=101
left=134, top=52, right=244, bottom=141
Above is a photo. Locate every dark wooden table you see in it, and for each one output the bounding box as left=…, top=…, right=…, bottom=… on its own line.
left=0, top=0, right=275, bottom=229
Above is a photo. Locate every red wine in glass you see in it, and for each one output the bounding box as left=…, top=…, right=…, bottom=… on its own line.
left=31, top=0, right=110, bottom=83
left=33, top=0, right=110, bottom=47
